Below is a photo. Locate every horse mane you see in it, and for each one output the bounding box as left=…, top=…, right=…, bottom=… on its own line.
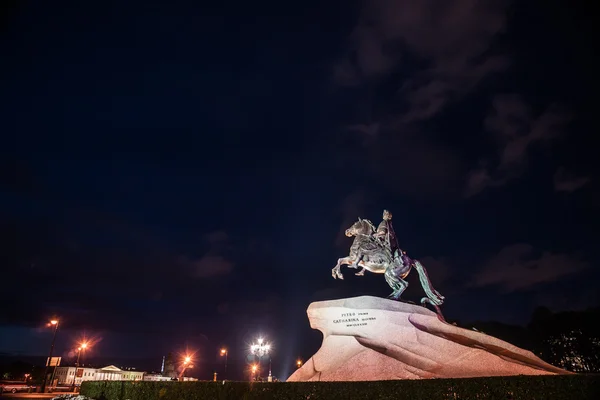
left=363, top=219, right=376, bottom=233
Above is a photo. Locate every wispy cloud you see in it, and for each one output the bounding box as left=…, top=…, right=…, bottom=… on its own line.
left=188, top=254, right=234, bottom=278
left=182, top=230, right=235, bottom=278
left=553, top=167, right=590, bottom=192
left=470, top=243, right=588, bottom=292
left=465, top=95, right=572, bottom=197
left=334, top=0, right=510, bottom=121
left=331, top=1, right=512, bottom=199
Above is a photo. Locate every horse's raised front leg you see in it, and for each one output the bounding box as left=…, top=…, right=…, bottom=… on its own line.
left=332, top=257, right=352, bottom=280
left=349, top=252, right=366, bottom=276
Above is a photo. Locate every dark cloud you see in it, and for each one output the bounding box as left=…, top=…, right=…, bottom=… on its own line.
left=465, top=95, right=572, bottom=197
left=187, top=255, right=234, bottom=278
left=367, top=133, right=464, bottom=197
left=330, top=1, right=513, bottom=200
left=553, top=167, right=590, bottom=193
left=179, top=230, right=235, bottom=278
left=334, top=0, right=510, bottom=121
left=532, top=285, right=600, bottom=314
left=470, top=244, right=589, bottom=292
left=0, top=211, right=213, bottom=332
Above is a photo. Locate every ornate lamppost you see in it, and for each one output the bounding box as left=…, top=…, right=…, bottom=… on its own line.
left=250, top=338, right=272, bottom=382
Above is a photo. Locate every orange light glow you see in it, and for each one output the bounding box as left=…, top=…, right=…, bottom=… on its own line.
left=73, top=334, right=101, bottom=353
left=220, top=348, right=227, bottom=355
left=50, top=320, right=58, bottom=325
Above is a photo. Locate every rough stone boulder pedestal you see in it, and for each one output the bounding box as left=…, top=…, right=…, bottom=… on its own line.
left=287, top=296, right=570, bottom=381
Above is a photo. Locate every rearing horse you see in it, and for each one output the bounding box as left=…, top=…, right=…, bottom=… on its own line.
left=332, top=218, right=445, bottom=309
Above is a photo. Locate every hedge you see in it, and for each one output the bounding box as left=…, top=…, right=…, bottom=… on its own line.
left=81, top=374, right=600, bottom=400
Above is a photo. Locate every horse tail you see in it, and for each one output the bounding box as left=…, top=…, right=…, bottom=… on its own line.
left=413, top=260, right=445, bottom=306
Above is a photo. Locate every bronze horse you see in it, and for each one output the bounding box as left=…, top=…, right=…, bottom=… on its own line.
left=332, top=218, right=444, bottom=309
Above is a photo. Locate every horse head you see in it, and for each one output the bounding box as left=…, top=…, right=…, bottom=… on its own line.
left=345, top=218, right=375, bottom=237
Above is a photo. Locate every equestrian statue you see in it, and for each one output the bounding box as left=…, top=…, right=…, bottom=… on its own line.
left=332, top=209, right=445, bottom=316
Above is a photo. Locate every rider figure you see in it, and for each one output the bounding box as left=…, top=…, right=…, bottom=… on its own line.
left=375, top=209, right=413, bottom=268
left=375, top=209, right=398, bottom=257
left=353, top=209, right=412, bottom=276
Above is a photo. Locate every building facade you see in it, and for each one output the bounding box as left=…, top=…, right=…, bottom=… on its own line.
left=142, top=373, right=174, bottom=382
left=54, top=365, right=144, bottom=386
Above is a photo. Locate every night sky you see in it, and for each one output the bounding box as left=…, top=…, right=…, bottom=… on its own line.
left=1, top=0, right=598, bottom=381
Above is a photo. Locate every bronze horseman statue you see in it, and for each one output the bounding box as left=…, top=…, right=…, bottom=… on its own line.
left=332, top=209, right=445, bottom=316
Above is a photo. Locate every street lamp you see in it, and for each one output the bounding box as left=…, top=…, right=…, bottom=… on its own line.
left=77, top=342, right=88, bottom=366
left=296, top=359, right=303, bottom=368
left=41, top=319, right=59, bottom=393
left=220, top=348, right=228, bottom=378
left=71, top=342, right=89, bottom=391
left=250, top=338, right=272, bottom=382
left=250, top=364, right=258, bottom=381
left=178, top=355, right=193, bottom=380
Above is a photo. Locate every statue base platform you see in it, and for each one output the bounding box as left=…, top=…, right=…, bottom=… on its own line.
left=287, top=296, right=570, bottom=381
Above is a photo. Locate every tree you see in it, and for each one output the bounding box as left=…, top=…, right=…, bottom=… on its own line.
left=528, top=307, right=600, bottom=372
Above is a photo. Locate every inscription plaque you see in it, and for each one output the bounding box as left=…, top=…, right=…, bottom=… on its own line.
left=333, top=311, right=377, bottom=327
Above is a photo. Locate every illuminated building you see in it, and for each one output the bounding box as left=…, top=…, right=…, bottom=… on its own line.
left=54, top=365, right=144, bottom=386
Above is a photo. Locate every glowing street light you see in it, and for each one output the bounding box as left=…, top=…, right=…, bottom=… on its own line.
left=71, top=341, right=89, bottom=391
left=220, top=348, right=228, bottom=378
left=179, top=355, right=193, bottom=380
left=78, top=341, right=89, bottom=363
left=296, top=359, right=303, bottom=368
left=41, top=319, right=60, bottom=393
left=250, top=337, right=272, bottom=381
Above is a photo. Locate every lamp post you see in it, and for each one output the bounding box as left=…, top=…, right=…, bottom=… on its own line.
left=76, top=342, right=88, bottom=369
left=41, top=319, right=59, bottom=393
left=250, top=364, right=258, bottom=381
left=250, top=338, right=272, bottom=382
left=178, top=356, right=193, bottom=380
left=71, top=342, right=88, bottom=391
left=296, top=359, right=303, bottom=368
left=220, top=348, right=228, bottom=379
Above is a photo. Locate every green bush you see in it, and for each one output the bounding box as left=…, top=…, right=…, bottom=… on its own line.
left=81, top=374, right=600, bottom=400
